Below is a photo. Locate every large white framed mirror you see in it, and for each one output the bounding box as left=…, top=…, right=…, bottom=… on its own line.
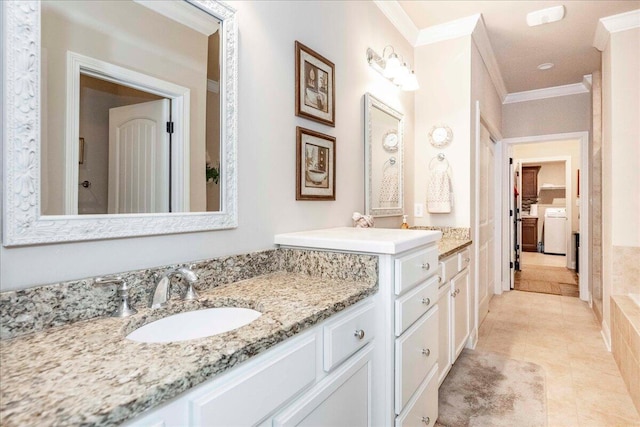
left=2, top=0, right=238, bottom=246
left=364, top=93, right=404, bottom=217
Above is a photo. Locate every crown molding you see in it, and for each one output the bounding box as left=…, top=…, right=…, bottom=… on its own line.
left=593, top=9, right=640, bottom=51
left=373, top=0, right=419, bottom=45
left=415, top=14, right=480, bottom=46
left=471, top=15, right=508, bottom=102
left=503, top=81, right=590, bottom=104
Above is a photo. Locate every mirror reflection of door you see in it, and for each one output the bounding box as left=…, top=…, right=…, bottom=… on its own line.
left=78, top=75, right=167, bottom=214
left=108, top=100, right=171, bottom=214
left=41, top=0, right=222, bottom=215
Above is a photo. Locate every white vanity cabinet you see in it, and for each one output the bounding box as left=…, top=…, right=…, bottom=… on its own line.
left=123, top=298, right=375, bottom=427
left=436, top=247, right=471, bottom=386
left=275, top=227, right=443, bottom=427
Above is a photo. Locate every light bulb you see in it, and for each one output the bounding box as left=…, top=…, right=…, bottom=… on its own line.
left=384, top=53, right=401, bottom=79
left=402, top=71, right=419, bottom=91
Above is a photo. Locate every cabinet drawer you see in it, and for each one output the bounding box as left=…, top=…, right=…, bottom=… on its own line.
left=190, top=335, right=316, bottom=426
left=323, top=301, right=375, bottom=372
left=395, top=246, right=439, bottom=295
left=394, top=307, right=438, bottom=414
left=394, top=276, right=438, bottom=336
left=395, top=366, right=438, bottom=427
left=458, top=248, right=470, bottom=271
left=439, top=253, right=458, bottom=285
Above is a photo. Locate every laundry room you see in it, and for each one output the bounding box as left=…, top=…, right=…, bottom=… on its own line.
left=512, top=139, right=581, bottom=270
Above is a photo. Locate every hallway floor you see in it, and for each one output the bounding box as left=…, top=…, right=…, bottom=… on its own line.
left=476, top=291, right=640, bottom=426
left=521, top=251, right=567, bottom=267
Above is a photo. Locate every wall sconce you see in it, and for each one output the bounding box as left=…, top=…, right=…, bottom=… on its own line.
left=367, top=46, right=419, bottom=91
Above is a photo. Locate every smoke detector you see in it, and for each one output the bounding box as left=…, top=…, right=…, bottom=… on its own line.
left=527, top=5, right=565, bottom=27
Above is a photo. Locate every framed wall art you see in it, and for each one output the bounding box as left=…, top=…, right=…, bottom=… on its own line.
left=295, top=41, right=335, bottom=127
left=296, top=127, right=336, bottom=200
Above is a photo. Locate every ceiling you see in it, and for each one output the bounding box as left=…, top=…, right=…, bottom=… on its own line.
left=397, top=1, right=640, bottom=93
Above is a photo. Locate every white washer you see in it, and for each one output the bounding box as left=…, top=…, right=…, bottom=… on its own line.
left=544, top=207, right=567, bottom=255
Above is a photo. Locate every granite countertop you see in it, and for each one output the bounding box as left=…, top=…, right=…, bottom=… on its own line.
left=0, top=272, right=377, bottom=427
left=438, top=237, right=472, bottom=259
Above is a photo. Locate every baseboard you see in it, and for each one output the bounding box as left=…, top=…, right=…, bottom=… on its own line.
left=467, top=328, right=478, bottom=349
left=601, top=321, right=612, bottom=352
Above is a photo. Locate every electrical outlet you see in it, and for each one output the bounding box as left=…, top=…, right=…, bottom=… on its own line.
left=414, top=203, right=424, bottom=217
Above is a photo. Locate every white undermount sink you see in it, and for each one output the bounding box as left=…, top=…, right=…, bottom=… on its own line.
left=126, top=307, right=262, bottom=343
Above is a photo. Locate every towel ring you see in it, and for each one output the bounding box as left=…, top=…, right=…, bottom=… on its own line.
left=429, top=153, right=449, bottom=170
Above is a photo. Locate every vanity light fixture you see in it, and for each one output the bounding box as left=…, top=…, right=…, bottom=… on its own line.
left=367, top=46, right=419, bottom=91
left=526, top=5, right=565, bottom=27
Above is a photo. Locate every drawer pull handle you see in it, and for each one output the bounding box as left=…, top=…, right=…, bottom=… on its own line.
left=421, top=417, right=430, bottom=425
left=465, top=257, right=470, bottom=262
left=438, top=276, right=442, bottom=283
left=354, top=329, right=365, bottom=340
left=452, top=291, right=456, bottom=297
left=421, top=297, right=431, bottom=306
left=422, top=262, right=430, bottom=270
left=422, top=348, right=431, bottom=357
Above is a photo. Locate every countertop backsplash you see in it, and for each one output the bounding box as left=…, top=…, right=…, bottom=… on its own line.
left=411, top=226, right=470, bottom=240
left=0, top=249, right=377, bottom=340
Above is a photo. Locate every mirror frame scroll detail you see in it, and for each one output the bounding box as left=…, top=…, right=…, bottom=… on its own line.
left=2, top=0, right=238, bottom=246
left=364, top=93, right=404, bottom=218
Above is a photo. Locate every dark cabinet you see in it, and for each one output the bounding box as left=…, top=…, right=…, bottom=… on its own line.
left=522, top=217, right=538, bottom=252
left=522, top=166, right=541, bottom=199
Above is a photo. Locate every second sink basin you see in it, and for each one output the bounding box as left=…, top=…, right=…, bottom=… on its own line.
left=127, top=307, right=262, bottom=343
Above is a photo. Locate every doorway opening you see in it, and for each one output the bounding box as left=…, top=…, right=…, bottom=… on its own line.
left=500, top=132, right=590, bottom=301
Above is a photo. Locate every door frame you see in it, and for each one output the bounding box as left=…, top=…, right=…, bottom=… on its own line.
left=64, top=51, right=191, bottom=214
left=473, top=101, right=503, bottom=347
left=499, top=131, right=590, bottom=302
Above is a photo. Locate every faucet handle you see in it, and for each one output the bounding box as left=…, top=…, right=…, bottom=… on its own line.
left=94, top=276, right=138, bottom=317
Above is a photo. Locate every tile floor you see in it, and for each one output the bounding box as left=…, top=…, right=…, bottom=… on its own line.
left=521, top=251, right=567, bottom=268
left=476, top=291, right=640, bottom=426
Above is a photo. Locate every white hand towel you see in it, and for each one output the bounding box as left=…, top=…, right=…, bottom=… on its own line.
left=379, top=166, right=399, bottom=208
left=427, top=167, right=452, bottom=213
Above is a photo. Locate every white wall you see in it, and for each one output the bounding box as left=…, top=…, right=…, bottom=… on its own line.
left=1, top=0, right=415, bottom=290
left=413, top=37, right=472, bottom=227
left=502, top=93, right=591, bottom=138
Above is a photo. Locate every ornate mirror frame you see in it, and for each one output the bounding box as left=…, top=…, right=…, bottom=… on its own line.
left=364, top=93, right=404, bottom=217
left=2, top=0, right=238, bottom=246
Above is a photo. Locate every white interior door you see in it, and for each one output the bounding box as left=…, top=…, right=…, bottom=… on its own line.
left=108, top=99, right=170, bottom=214
left=478, top=124, right=495, bottom=322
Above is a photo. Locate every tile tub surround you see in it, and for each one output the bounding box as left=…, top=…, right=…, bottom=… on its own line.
left=0, top=271, right=378, bottom=427
left=611, top=295, right=640, bottom=414
left=0, top=249, right=377, bottom=340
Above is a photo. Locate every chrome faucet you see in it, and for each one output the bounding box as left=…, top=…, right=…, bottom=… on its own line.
left=149, top=266, right=199, bottom=309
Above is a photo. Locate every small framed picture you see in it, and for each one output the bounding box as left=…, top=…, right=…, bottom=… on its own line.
left=295, top=41, right=335, bottom=127
left=296, top=127, right=336, bottom=200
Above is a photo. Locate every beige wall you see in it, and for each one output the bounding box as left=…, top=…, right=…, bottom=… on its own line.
left=41, top=1, right=208, bottom=213
left=413, top=37, right=472, bottom=227
left=601, top=26, right=640, bottom=339
left=502, top=92, right=591, bottom=138
left=1, top=0, right=415, bottom=290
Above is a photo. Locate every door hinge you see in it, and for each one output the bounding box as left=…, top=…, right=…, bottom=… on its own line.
left=510, top=209, right=513, bottom=217
left=509, top=157, right=513, bottom=165
left=510, top=262, right=514, bottom=269
left=166, top=121, right=174, bottom=134
left=516, top=244, right=520, bottom=250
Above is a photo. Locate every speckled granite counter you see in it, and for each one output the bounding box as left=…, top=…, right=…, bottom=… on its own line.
left=438, top=237, right=472, bottom=259
left=0, top=272, right=377, bottom=427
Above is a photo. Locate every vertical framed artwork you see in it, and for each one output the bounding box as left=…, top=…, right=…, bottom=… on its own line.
left=296, top=127, right=336, bottom=200
left=295, top=41, right=335, bottom=127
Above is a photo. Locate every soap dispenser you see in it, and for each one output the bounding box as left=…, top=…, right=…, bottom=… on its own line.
left=401, top=215, right=409, bottom=229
